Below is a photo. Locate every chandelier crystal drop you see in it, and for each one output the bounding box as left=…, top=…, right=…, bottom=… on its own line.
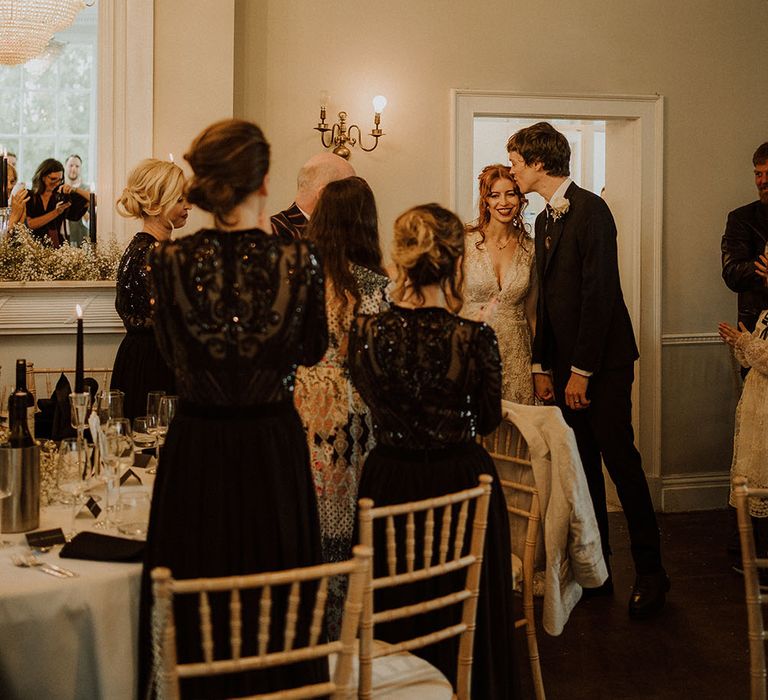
left=0, top=1, right=86, bottom=66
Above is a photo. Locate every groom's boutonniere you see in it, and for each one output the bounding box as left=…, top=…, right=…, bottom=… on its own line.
left=550, top=195, right=570, bottom=221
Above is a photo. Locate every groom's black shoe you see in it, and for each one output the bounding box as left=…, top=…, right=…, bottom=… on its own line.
left=628, top=570, right=670, bottom=619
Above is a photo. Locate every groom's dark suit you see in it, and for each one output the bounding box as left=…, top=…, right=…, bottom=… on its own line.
left=533, top=182, right=662, bottom=575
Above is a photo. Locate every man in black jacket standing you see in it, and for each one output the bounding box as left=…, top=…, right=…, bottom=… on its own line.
left=721, top=142, right=768, bottom=364
left=508, top=122, right=668, bottom=619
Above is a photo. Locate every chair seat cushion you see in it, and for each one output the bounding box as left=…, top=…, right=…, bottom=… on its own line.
left=330, top=639, right=453, bottom=699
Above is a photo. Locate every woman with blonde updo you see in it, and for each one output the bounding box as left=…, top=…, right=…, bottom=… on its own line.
left=349, top=203, right=519, bottom=699
left=139, top=120, right=328, bottom=698
left=110, top=158, right=189, bottom=419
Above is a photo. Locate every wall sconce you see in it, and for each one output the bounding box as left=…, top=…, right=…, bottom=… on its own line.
left=314, top=92, right=387, bottom=160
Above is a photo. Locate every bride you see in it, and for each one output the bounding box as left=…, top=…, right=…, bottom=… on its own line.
left=463, top=164, right=537, bottom=404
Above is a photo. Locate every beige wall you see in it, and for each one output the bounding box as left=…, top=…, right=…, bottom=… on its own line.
left=149, top=0, right=768, bottom=505
left=153, top=0, right=236, bottom=233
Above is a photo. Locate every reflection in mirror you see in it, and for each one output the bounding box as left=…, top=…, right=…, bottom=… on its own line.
left=0, top=4, right=98, bottom=249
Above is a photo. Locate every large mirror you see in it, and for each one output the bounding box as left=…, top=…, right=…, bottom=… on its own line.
left=0, top=0, right=153, bottom=272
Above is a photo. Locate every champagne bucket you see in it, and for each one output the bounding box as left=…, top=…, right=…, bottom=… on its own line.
left=0, top=444, right=40, bottom=532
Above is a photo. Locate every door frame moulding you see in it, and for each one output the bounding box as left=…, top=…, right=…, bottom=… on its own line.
left=450, top=90, right=663, bottom=492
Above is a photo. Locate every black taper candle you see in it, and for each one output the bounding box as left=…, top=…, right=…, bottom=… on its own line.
left=75, top=307, right=84, bottom=393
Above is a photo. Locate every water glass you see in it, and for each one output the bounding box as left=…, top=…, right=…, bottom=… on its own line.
left=132, top=416, right=157, bottom=451
left=114, top=486, right=151, bottom=539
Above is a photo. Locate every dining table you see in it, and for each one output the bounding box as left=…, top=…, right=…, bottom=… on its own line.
left=0, top=476, right=152, bottom=700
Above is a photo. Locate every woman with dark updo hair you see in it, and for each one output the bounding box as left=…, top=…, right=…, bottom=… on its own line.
left=139, top=119, right=329, bottom=698
left=349, top=204, right=519, bottom=698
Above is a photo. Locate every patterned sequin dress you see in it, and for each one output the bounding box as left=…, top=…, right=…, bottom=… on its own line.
left=349, top=307, right=519, bottom=699
left=110, top=232, right=176, bottom=419
left=294, top=264, right=388, bottom=639
left=462, top=231, right=536, bottom=404
left=139, top=228, right=329, bottom=698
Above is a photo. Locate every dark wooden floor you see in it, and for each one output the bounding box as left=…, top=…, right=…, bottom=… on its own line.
left=518, top=509, right=750, bottom=699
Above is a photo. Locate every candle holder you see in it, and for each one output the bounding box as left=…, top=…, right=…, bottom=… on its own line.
left=314, top=94, right=387, bottom=160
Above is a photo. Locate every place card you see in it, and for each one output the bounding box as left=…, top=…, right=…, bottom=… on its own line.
left=120, top=469, right=142, bottom=486
left=81, top=496, right=102, bottom=519
left=133, top=453, right=152, bottom=469
left=26, top=528, right=66, bottom=548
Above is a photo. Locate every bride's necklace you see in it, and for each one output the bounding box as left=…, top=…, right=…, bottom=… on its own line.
left=495, top=234, right=512, bottom=250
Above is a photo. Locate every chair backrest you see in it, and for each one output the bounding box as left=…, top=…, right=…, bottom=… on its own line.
left=151, top=545, right=371, bottom=700
left=357, top=474, right=493, bottom=700
left=484, top=417, right=542, bottom=569
left=733, top=476, right=768, bottom=700
left=30, top=367, right=113, bottom=399
left=485, top=416, right=546, bottom=700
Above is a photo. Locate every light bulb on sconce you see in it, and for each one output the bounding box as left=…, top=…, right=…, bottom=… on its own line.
left=314, top=91, right=387, bottom=160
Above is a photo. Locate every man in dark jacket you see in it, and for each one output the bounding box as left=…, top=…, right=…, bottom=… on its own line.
left=721, top=142, right=768, bottom=347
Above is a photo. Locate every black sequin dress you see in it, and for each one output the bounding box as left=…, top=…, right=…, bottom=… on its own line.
left=349, top=306, right=519, bottom=700
left=139, top=228, right=329, bottom=699
left=111, top=232, right=176, bottom=420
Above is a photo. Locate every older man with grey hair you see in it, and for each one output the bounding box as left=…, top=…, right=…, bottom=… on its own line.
left=271, top=152, right=355, bottom=241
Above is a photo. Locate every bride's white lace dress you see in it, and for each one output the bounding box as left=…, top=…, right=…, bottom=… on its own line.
left=729, top=308, right=768, bottom=516
left=462, top=231, right=536, bottom=404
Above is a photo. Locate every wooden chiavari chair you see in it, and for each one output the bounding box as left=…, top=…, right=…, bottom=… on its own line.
left=356, top=474, right=493, bottom=700
left=150, top=545, right=371, bottom=700
left=733, top=476, right=768, bottom=700
left=484, top=417, right=546, bottom=700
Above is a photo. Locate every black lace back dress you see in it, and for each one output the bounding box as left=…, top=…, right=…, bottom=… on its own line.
left=349, top=306, right=519, bottom=700
left=139, top=228, right=329, bottom=698
left=111, top=232, right=176, bottom=420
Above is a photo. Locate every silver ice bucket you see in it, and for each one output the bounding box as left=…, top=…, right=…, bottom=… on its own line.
left=0, top=444, right=40, bottom=533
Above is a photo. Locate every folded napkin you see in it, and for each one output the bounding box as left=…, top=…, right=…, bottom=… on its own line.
left=60, top=531, right=145, bottom=563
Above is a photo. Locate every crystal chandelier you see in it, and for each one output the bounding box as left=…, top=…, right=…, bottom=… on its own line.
left=0, top=1, right=86, bottom=66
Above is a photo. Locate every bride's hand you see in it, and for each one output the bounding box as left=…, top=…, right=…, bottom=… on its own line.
left=755, top=254, right=768, bottom=283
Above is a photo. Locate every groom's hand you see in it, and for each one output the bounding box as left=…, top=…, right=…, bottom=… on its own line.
left=565, top=373, right=590, bottom=410
left=533, top=373, right=555, bottom=403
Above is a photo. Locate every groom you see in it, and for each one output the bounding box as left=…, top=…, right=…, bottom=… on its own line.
left=507, top=122, right=669, bottom=618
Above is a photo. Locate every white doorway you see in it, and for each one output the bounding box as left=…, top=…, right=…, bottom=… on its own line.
left=451, top=91, right=664, bottom=500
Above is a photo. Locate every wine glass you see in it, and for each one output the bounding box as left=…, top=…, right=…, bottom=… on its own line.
left=96, top=390, right=124, bottom=423
left=69, top=391, right=91, bottom=483
left=145, top=391, right=165, bottom=474
left=157, top=395, right=178, bottom=443
left=57, top=437, right=89, bottom=540
left=133, top=415, right=157, bottom=472
left=96, top=418, right=132, bottom=531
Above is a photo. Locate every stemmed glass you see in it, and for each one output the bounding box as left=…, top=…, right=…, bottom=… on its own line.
left=69, top=392, right=92, bottom=485
left=157, top=394, right=178, bottom=452
left=96, top=390, right=124, bottom=423
left=144, top=391, right=166, bottom=475
left=133, top=416, right=158, bottom=472
left=57, top=437, right=89, bottom=540
left=96, top=418, right=132, bottom=531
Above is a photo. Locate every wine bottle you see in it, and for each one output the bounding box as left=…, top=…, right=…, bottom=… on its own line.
left=5, top=360, right=35, bottom=448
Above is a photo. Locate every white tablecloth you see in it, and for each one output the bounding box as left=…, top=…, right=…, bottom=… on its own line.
left=0, top=502, right=145, bottom=700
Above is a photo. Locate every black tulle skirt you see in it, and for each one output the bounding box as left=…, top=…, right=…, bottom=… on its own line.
left=139, top=401, right=327, bottom=699
left=356, top=441, right=520, bottom=700
left=111, top=329, right=176, bottom=421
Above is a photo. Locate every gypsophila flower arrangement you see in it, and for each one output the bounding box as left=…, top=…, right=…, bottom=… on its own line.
left=0, top=225, right=121, bottom=281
